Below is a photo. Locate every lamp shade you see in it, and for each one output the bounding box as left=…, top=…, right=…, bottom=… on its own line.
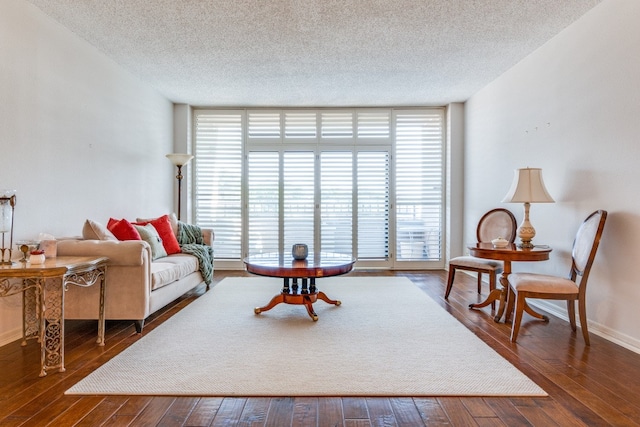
left=166, top=153, right=194, bottom=166
left=502, top=168, right=554, bottom=203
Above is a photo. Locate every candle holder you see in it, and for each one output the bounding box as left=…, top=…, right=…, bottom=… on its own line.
left=0, top=190, right=16, bottom=265
left=15, top=241, right=40, bottom=263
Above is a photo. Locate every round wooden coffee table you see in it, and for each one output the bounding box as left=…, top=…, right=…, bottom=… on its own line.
left=243, top=252, right=355, bottom=321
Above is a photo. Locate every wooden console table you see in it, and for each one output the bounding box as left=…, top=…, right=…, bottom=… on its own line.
left=244, top=252, right=355, bottom=321
left=0, top=256, right=108, bottom=377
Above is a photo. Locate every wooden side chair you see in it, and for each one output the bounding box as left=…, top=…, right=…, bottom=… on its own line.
left=445, top=208, right=517, bottom=308
left=506, top=210, right=607, bottom=344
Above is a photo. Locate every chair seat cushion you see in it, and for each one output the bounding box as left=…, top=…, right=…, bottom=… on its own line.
left=509, top=273, right=579, bottom=294
left=450, top=256, right=502, bottom=270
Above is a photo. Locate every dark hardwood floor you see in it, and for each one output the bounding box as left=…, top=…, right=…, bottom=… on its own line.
left=1, top=270, right=640, bottom=426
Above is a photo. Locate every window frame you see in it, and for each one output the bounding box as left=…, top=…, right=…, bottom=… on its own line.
left=192, top=107, right=445, bottom=270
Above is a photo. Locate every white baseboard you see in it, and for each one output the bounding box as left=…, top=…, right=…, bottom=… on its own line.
left=0, top=327, right=22, bottom=347
left=456, top=270, right=640, bottom=355
left=527, top=300, right=640, bottom=355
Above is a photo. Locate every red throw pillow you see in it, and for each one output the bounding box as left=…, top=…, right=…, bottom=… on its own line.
left=107, top=218, right=141, bottom=241
left=134, top=214, right=181, bottom=255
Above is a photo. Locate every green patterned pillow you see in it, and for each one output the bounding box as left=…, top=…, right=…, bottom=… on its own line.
left=133, top=224, right=167, bottom=260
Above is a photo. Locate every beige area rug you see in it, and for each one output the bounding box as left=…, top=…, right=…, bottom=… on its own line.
left=66, top=277, right=546, bottom=397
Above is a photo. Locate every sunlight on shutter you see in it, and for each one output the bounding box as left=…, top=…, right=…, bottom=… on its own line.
left=321, top=112, right=354, bottom=139
left=357, top=151, right=389, bottom=259
left=194, top=108, right=443, bottom=266
left=284, top=152, right=315, bottom=254
left=395, top=110, right=444, bottom=260
left=194, top=111, right=243, bottom=259
left=284, top=112, right=317, bottom=140
left=357, top=111, right=390, bottom=139
left=321, top=152, right=353, bottom=255
left=248, top=111, right=280, bottom=140
left=247, top=152, right=280, bottom=255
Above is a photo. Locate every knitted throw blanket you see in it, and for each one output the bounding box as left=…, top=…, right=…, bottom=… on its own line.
left=178, top=222, right=214, bottom=285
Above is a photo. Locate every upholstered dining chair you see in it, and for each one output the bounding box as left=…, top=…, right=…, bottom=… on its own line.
left=444, top=208, right=517, bottom=308
left=506, top=210, right=607, bottom=345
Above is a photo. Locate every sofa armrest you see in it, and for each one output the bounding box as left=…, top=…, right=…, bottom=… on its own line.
left=56, top=239, right=151, bottom=266
left=201, top=228, right=215, bottom=247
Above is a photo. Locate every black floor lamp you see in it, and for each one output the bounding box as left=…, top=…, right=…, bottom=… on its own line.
left=166, top=153, right=194, bottom=221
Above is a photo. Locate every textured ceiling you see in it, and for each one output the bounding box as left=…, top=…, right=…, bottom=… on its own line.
left=25, top=0, right=602, bottom=107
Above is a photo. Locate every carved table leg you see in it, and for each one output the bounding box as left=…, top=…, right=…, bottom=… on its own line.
left=22, top=279, right=41, bottom=346
left=255, top=294, right=286, bottom=315
left=96, top=266, right=106, bottom=346
left=524, top=301, right=549, bottom=321
left=469, top=261, right=512, bottom=323
left=468, top=288, right=502, bottom=310
left=317, top=291, right=341, bottom=306
left=40, top=277, right=65, bottom=377
left=494, top=271, right=510, bottom=322
left=303, top=296, right=318, bottom=321
left=65, top=265, right=108, bottom=347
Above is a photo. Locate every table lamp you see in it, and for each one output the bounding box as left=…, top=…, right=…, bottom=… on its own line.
left=502, top=167, right=554, bottom=248
left=166, top=153, right=194, bottom=220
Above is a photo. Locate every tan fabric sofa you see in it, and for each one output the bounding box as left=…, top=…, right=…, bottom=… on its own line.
left=57, top=223, right=214, bottom=333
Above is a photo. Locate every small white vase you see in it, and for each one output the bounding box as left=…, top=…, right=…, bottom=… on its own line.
left=30, top=253, right=46, bottom=264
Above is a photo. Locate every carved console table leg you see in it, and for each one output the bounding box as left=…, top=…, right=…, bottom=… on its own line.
left=0, top=256, right=109, bottom=378
left=21, top=279, right=41, bottom=345
left=64, top=266, right=107, bottom=346
left=41, top=277, right=65, bottom=376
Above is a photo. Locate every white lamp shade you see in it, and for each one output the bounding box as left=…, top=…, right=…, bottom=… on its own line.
left=502, top=168, right=554, bottom=203
left=166, top=153, right=194, bottom=166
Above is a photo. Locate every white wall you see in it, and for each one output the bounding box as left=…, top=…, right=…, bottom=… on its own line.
left=464, top=0, right=640, bottom=352
left=0, top=0, right=175, bottom=345
left=446, top=103, right=465, bottom=263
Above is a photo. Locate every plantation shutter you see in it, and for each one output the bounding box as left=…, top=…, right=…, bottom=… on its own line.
left=194, top=111, right=243, bottom=259
left=194, top=107, right=443, bottom=267
left=283, top=152, right=316, bottom=254
left=247, top=112, right=280, bottom=140
left=357, top=151, right=390, bottom=259
left=247, top=151, right=280, bottom=255
left=321, top=111, right=354, bottom=140
left=357, top=111, right=390, bottom=139
left=320, top=151, right=353, bottom=255
left=284, top=112, right=317, bottom=140
left=394, top=110, right=444, bottom=260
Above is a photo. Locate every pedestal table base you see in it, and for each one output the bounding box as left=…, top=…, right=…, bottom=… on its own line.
left=254, top=277, right=341, bottom=321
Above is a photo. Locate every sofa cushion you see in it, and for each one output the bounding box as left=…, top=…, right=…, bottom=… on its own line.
left=134, top=215, right=181, bottom=255
left=107, top=218, right=142, bottom=241
left=150, top=254, right=199, bottom=291
left=137, top=213, right=179, bottom=237
left=82, top=219, right=117, bottom=241
left=134, top=224, right=167, bottom=260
